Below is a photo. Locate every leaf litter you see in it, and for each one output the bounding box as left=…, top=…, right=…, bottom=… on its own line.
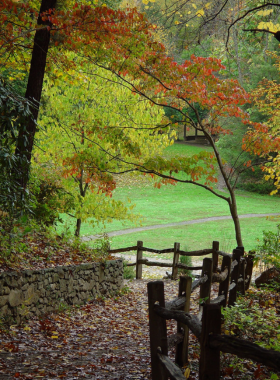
left=0, top=280, right=190, bottom=379
left=0, top=279, right=279, bottom=379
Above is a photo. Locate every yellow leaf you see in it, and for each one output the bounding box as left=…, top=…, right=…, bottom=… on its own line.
left=196, top=9, right=205, bottom=17
left=51, top=336, right=59, bottom=339
left=184, top=368, right=191, bottom=378
left=24, top=326, right=31, bottom=331
left=192, top=3, right=197, bottom=9
left=256, top=9, right=273, bottom=16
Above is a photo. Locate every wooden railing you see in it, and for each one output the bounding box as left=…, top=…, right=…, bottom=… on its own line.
left=148, top=277, right=280, bottom=380
left=109, top=241, right=255, bottom=291
left=109, top=240, right=225, bottom=280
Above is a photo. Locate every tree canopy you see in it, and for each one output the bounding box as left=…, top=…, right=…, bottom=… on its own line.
left=1, top=0, right=279, bottom=245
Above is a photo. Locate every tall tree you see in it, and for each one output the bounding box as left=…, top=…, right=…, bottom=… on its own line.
left=243, top=51, right=280, bottom=194
left=15, top=0, right=57, bottom=187
left=36, top=63, right=171, bottom=236
left=1, top=0, right=162, bottom=187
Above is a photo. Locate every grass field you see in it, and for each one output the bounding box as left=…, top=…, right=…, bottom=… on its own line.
left=57, top=143, right=280, bottom=254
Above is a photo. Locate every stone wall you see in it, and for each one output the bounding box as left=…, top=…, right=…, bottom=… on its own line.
left=0, top=259, right=123, bottom=324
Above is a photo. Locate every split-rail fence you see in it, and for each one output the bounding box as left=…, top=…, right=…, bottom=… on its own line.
left=147, top=249, right=280, bottom=380
left=108, top=240, right=236, bottom=280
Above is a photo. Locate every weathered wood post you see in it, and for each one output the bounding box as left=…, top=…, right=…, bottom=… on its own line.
left=147, top=281, right=168, bottom=380
left=212, top=241, right=219, bottom=273
left=236, top=246, right=244, bottom=256
left=136, top=240, right=143, bottom=280
left=199, top=304, right=221, bottom=380
left=238, top=258, right=246, bottom=295
left=175, top=276, right=192, bottom=367
left=218, top=255, right=231, bottom=308
left=172, top=242, right=180, bottom=280
left=228, top=249, right=242, bottom=306
left=200, top=258, right=213, bottom=307
left=245, top=251, right=255, bottom=290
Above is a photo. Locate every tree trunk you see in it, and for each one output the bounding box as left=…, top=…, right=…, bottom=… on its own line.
left=229, top=194, right=243, bottom=247
left=15, top=0, right=57, bottom=188
left=75, top=218, right=82, bottom=237
left=205, top=133, right=243, bottom=247
left=232, top=26, right=244, bottom=87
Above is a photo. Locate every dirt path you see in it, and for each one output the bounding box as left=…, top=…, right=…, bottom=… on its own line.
left=119, top=253, right=203, bottom=279
left=0, top=280, right=191, bottom=379
left=83, top=213, right=280, bottom=241
left=0, top=275, right=268, bottom=379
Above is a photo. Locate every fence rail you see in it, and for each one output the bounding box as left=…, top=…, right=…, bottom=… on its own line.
left=108, top=240, right=231, bottom=280
left=148, top=277, right=280, bottom=380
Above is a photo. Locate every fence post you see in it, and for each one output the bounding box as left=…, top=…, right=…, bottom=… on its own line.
left=228, top=249, right=242, bottom=307
left=212, top=241, right=219, bottom=273
left=235, top=246, right=245, bottom=294
left=236, top=246, right=244, bottom=256
left=199, top=304, right=221, bottom=380
left=238, top=258, right=246, bottom=295
left=200, top=258, right=213, bottom=308
left=245, top=252, right=255, bottom=290
left=147, top=281, right=168, bottom=380
left=172, top=242, right=180, bottom=280
left=175, top=276, right=192, bottom=367
left=218, top=255, right=231, bottom=308
left=136, top=241, right=143, bottom=280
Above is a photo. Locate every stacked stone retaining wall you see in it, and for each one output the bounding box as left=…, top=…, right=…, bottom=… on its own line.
left=0, top=259, right=123, bottom=324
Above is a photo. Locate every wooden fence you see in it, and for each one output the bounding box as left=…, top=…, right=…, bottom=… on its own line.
left=109, top=240, right=236, bottom=280
left=147, top=265, right=280, bottom=379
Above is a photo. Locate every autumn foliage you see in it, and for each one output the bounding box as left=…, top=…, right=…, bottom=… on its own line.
left=1, top=0, right=274, bottom=245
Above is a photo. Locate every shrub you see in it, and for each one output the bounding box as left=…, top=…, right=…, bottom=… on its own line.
left=0, top=80, right=34, bottom=218
left=221, top=293, right=280, bottom=379
left=254, top=224, right=280, bottom=270
left=178, top=250, right=193, bottom=278
left=123, top=261, right=135, bottom=279
left=238, top=180, right=275, bottom=195
left=28, top=164, right=75, bottom=226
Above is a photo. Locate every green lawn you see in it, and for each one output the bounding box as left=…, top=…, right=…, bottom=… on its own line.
left=102, top=217, right=279, bottom=254
left=57, top=142, right=280, bottom=253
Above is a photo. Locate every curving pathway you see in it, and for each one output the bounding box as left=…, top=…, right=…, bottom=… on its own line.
left=82, top=213, right=280, bottom=241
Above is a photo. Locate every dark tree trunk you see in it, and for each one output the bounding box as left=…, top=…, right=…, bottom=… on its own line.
left=75, top=218, right=82, bottom=237
left=15, top=0, right=57, bottom=188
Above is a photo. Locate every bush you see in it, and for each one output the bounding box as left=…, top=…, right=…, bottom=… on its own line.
left=254, top=224, right=280, bottom=270
left=221, top=293, right=280, bottom=378
left=237, top=180, right=275, bottom=195
left=178, top=252, right=193, bottom=278
left=123, top=261, right=135, bottom=279
left=0, top=80, right=34, bottom=217
left=28, top=164, right=75, bottom=226
left=222, top=294, right=280, bottom=350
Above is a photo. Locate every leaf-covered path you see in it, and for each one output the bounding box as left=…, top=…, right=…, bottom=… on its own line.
left=1, top=278, right=279, bottom=379
left=0, top=280, right=193, bottom=380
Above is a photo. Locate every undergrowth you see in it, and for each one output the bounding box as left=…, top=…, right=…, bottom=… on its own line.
left=0, top=217, right=113, bottom=272
left=220, top=287, right=280, bottom=379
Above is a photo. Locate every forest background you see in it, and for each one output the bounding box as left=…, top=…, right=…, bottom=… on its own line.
left=1, top=0, right=280, bottom=270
